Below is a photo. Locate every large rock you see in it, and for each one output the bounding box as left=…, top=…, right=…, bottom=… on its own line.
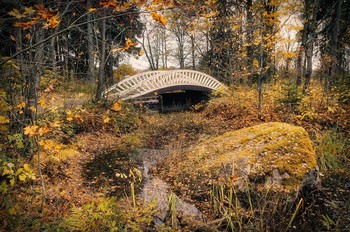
left=167, top=122, right=318, bottom=193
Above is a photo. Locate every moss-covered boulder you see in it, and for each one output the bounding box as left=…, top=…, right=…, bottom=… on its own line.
left=165, top=122, right=318, bottom=193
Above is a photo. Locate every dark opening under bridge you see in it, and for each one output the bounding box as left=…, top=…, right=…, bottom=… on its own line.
left=102, top=69, right=224, bottom=102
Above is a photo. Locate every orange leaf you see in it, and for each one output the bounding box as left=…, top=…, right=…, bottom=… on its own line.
left=111, top=101, right=122, bottom=111
left=124, top=38, right=137, bottom=51
left=150, top=12, right=167, bottom=25
left=15, top=17, right=39, bottom=29
left=34, top=4, right=45, bottom=10
left=44, top=14, right=60, bottom=28
left=99, top=0, right=117, bottom=8
left=38, top=126, right=51, bottom=136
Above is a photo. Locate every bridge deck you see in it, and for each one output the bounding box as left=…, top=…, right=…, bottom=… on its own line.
left=102, top=69, right=224, bottom=100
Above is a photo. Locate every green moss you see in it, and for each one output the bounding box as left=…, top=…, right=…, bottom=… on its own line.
left=176, top=122, right=317, bottom=189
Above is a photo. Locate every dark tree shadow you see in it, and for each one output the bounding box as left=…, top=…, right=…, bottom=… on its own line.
left=82, top=150, right=143, bottom=197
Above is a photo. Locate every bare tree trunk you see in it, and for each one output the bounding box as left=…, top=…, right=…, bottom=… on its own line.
left=190, top=34, right=196, bottom=70
left=161, top=27, right=168, bottom=68
left=51, top=36, right=57, bottom=74
left=96, top=16, right=106, bottom=101
left=302, top=0, right=320, bottom=93
left=258, top=9, right=264, bottom=119
left=325, top=0, right=343, bottom=92
left=246, top=0, right=253, bottom=76
left=303, top=36, right=314, bottom=92
left=142, top=26, right=156, bottom=70
left=87, top=0, right=95, bottom=83
left=177, top=33, right=185, bottom=69
left=296, top=46, right=303, bottom=86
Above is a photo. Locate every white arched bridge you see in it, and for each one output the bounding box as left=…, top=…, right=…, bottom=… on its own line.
left=102, top=69, right=224, bottom=100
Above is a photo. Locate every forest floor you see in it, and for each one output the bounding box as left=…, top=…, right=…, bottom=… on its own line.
left=1, top=79, right=349, bottom=231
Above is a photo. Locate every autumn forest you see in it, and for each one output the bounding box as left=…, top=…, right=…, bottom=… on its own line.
left=0, top=0, right=349, bottom=231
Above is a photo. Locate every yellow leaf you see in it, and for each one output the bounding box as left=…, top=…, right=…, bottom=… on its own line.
left=15, top=168, right=23, bottom=175
left=111, top=47, right=124, bottom=53
left=18, top=174, right=26, bottom=182
left=111, top=101, right=122, bottom=111
left=53, top=120, right=61, bottom=128
left=9, top=9, right=25, bottom=19
left=25, top=33, right=31, bottom=40
left=0, top=116, right=9, bottom=124
left=8, top=206, right=17, bottom=215
left=16, top=102, right=26, bottom=109
left=23, top=164, right=30, bottom=171
left=24, top=125, right=39, bottom=136
left=66, top=110, right=73, bottom=121
left=29, top=106, right=36, bottom=112
left=88, top=8, right=97, bottom=12
left=23, top=7, right=36, bottom=15
left=103, top=116, right=111, bottom=123
left=38, top=98, right=47, bottom=108
left=138, top=49, right=145, bottom=56
left=253, top=59, right=259, bottom=68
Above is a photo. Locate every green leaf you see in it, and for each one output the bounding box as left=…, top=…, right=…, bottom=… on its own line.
left=2, top=168, right=14, bottom=176
left=0, top=182, right=8, bottom=193
left=10, top=178, right=15, bottom=186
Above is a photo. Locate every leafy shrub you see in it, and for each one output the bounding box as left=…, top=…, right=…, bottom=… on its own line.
left=0, top=158, right=36, bottom=194
left=316, top=129, right=349, bottom=173
left=114, top=63, right=136, bottom=82
left=334, top=74, right=350, bottom=104
left=61, top=102, right=141, bottom=135
left=114, top=102, right=141, bottom=134
left=59, top=197, right=156, bottom=232
left=277, top=81, right=302, bottom=111
left=60, top=198, right=123, bottom=231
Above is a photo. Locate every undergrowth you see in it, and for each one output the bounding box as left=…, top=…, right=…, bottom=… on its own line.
left=316, top=129, right=349, bottom=173
left=209, top=183, right=303, bottom=231
left=1, top=78, right=349, bottom=231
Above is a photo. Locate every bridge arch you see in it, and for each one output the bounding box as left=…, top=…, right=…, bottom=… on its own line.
left=102, top=69, right=224, bottom=100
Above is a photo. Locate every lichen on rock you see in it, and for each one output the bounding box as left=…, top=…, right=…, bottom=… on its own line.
left=169, top=122, right=318, bottom=193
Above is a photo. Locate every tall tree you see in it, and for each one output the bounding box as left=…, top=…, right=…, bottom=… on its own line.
left=300, top=0, right=320, bottom=92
